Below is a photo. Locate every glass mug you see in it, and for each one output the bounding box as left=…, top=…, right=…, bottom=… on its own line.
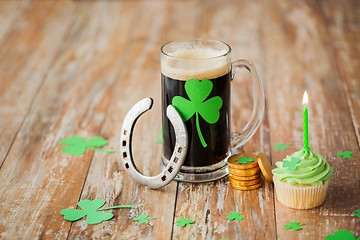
left=161, top=39, right=265, bottom=182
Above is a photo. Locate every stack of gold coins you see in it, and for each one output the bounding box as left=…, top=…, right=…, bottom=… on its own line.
left=227, top=153, right=263, bottom=190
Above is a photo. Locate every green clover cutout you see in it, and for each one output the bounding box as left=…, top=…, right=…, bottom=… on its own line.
left=355, top=209, right=360, bottom=218
left=133, top=214, right=157, bottom=224
left=338, top=151, right=353, bottom=159
left=235, top=156, right=254, bottom=164
left=282, top=157, right=300, bottom=171
left=156, top=130, right=163, bottom=143
left=61, top=136, right=114, bottom=155
left=225, top=212, right=244, bottom=221
left=326, top=230, right=359, bottom=240
left=176, top=218, right=195, bottom=228
left=283, top=221, right=306, bottom=231
left=273, top=142, right=292, bottom=150
left=172, top=79, right=223, bottom=148
left=60, top=199, right=135, bottom=224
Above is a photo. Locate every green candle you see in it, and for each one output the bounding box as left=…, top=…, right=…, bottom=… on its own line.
left=303, top=91, right=311, bottom=152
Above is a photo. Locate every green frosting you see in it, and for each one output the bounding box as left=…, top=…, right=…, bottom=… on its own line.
left=272, top=150, right=333, bottom=186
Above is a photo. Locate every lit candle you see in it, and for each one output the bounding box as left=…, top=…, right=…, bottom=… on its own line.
left=303, top=91, right=311, bottom=152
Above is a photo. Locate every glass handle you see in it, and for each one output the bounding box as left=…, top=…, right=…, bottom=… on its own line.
left=231, top=59, right=265, bottom=150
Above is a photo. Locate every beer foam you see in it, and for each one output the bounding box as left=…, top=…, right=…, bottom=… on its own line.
left=161, top=48, right=231, bottom=80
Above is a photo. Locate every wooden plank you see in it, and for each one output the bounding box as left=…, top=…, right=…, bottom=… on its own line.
left=319, top=3, right=360, bottom=238
left=0, top=0, right=358, bottom=239
left=320, top=0, right=360, bottom=148
left=0, top=1, right=136, bottom=239
left=172, top=1, right=277, bottom=239
left=263, top=1, right=360, bottom=239
left=0, top=1, right=28, bottom=43
left=67, top=1, right=201, bottom=239
left=0, top=1, right=74, bottom=167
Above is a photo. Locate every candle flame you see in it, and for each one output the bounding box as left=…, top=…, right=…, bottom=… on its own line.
left=303, top=91, right=309, bottom=105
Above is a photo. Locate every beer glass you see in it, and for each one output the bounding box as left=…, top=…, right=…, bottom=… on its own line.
left=161, top=39, right=265, bottom=182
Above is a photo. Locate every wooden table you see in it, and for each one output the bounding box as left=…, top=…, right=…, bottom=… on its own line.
left=0, top=0, right=359, bottom=239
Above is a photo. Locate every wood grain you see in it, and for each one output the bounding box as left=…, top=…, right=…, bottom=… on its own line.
left=263, top=1, right=360, bottom=239
left=67, top=1, right=200, bottom=239
left=173, top=2, right=276, bottom=239
left=0, top=1, right=127, bottom=238
left=320, top=0, right=360, bottom=148
left=0, top=0, right=359, bottom=239
left=0, top=1, right=74, bottom=167
left=0, top=1, right=28, bottom=43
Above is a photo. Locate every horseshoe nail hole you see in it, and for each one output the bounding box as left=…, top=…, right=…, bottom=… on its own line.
left=125, top=163, right=129, bottom=169
left=122, top=141, right=126, bottom=146
left=123, top=130, right=127, bottom=135
left=173, top=157, right=179, bottom=163
left=168, top=166, right=173, bottom=173
left=178, top=147, right=183, bottom=153
left=161, top=175, right=167, bottom=181
left=123, top=152, right=127, bottom=158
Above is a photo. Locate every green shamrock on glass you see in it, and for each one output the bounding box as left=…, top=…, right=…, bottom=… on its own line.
left=160, top=39, right=265, bottom=183
left=172, top=79, right=223, bottom=148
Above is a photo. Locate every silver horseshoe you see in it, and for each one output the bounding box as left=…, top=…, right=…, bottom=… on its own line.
left=120, top=97, right=188, bottom=189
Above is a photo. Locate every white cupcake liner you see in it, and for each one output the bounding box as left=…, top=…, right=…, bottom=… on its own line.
left=273, top=176, right=329, bottom=209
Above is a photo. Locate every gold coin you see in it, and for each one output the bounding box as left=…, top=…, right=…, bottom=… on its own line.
left=228, top=177, right=261, bottom=186
left=257, top=153, right=274, bottom=183
left=228, top=173, right=260, bottom=181
left=229, top=166, right=260, bottom=176
left=230, top=180, right=263, bottom=190
left=227, top=153, right=258, bottom=170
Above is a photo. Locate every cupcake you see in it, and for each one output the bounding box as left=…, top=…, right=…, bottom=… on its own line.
left=272, top=150, right=333, bottom=209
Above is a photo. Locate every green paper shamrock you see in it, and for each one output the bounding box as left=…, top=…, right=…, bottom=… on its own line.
left=235, top=156, right=254, bottom=164
left=225, top=212, right=244, bottom=221
left=338, top=151, right=353, bottom=159
left=176, top=218, right=195, bottom=228
left=355, top=209, right=360, bottom=218
left=326, top=230, right=359, bottom=240
left=172, top=79, right=223, bottom=148
left=61, top=136, right=114, bottom=155
left=156, top=130, right=163, bottom=143
left=60, top=199, right=135, bottom=224
left=273, top=142, right=292, bottom=150
left=282, top=157, right=300, bottom=171
left=283, top=221, right=306, bottom=231
left=133, top=214, right=157, bottom=224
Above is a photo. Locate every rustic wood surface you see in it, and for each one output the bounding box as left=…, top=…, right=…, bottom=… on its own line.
left=0, top=0, right=359, bottom=239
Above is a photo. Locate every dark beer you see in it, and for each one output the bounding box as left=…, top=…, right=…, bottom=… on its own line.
left=161, top=72, right=231, bottom=169
left=160, top=39, right=264, bottom=182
